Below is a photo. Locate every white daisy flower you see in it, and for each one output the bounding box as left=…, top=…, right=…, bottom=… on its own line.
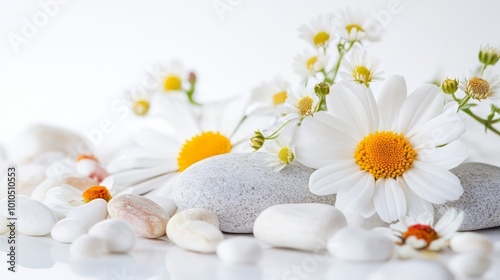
left=106, top=95, right=274, bottom=197
left=337, top=8, right=381, bottom=43
left=386, top=209, right=464, bottom=251
left=340, top=51, right=384, bottom=87
left=160, top=60, right=188, bottom=93
left=298, top=14, right=336, bottom=48
left=282, top=88, right=320, bottom=121
left=265, top=137, right=296, bottom=172
left=459, top=69, right=500, bottom=101
left=293, top=50, right=328, bottom=80
left=46, top=154, right=109, bottom=183
left=43, top=178, right=130, bottom=215
left=296, top=76, right=468, bottom=223
left=250, top=77, right=290, bottom=114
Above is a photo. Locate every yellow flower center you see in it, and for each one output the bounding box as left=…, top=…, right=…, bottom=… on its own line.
left=82, top=186, right=112, bottom=203
left=273, top=91, right=287, bottom=105
left=133, top=99, right=150, bottom=116
left=402, top=224, right=439, bottom=247
left=467, top=77, right=491, bottom=100
left=313, top=31, right=330, bottom=46
left=353, top=65, right=372, bottom=84
left=354, top=131, right=416, bottom=180
left=77, top=154, right=98, bottom=162
left=278, top=147, right=295, bottom=164
left=346, top=24, right=364, bottom=33
left=306, top=56, right=318, bottom=70
left=177, top=132, right=232, bottom=172
left=164, top=75, right=182, bottom=91
left=297, top=96, right=315, bottom=117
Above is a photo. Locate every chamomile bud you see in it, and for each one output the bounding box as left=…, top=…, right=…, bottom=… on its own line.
left=479, top=45, right=500, bottom=66
left=441, top=78, right=459, bottom=95
left=250, top=131, right=265, bottom=151
left=314, top=82, right=330, bottom=98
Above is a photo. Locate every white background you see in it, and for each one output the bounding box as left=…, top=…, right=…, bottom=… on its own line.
left=1, top=0, right=500, bottom=164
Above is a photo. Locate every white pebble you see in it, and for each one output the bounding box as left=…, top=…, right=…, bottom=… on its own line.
left=51, top=218, right=88, bottom=243
left=450, top=232, right=494, bottom=254
left=67, top=198, right=108, bottom=228
left=147, top=196, right=178, bottom=217
left=18, top=199, right=58, bottom=236
left=70, top=234, right=106, bottom=258
left=216, top=237, right=262, bottom=263
left=108, top=194, right=170, bottom=238
left=253, top=203, right=347, bottom=251
left=328, top=227, right=395, bottom=261
left=448, top=252, right=492, bottom=277
left=0, top=195, right=31, bottom=216
left=0, top=214, right=8, bottom=234
left=368, top=260, right=453, bottom=280
left=167, top=208, right=220, bottom=239
left=88, top=219, right=136, bottom=253
left=170, top=220, right=224, bottom=253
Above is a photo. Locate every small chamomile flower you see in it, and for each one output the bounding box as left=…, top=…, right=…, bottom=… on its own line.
left=265, top=137, right=296, bottom=172
left=161, top=61, right=187, bottom=93
left=337, top=8, right=381, bottom=43
left=298, top=14, right=336, bottom=48
left=340, top=51, right=384, bottom=87
left=293, top=51, right=328, bottom=80
left=460, top=70, right=500, bottom=100
left=251, top=77, right=290, bottom=110
left=282, top=88, right=320, bottom=121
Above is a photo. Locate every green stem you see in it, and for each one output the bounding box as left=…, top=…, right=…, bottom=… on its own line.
left=462, top=108, right=500, bottom=136
left=266, top=120, right=292, bottom=139
left=480, top=64, right=487, bottom=75
left=330, top=41, right=356, bottom=83
left=457, top=95, right=471, bottom=111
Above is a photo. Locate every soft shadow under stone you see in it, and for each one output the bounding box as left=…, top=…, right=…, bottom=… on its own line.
left=438, top=162, right=500, bottom=231
left=173, top=152, right=335, bottom=233
left=174, top=153, right=500, bottom=233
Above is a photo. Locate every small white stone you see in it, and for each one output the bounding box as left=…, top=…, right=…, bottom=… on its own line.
left=18, top=199, right=58, bottom=236
left=0, top=214, right=7, bottom=234
left=148, top=196, right=178, bottom=217
left=88, top=219, right=136, bottom=253
left=167, top=208, right=220, bottom=240
left=253, top=203, right=347, bottom=251
left=51, top=218, right=88, bottom=243
left=108, top=194, right=170, bottom=238
left=0, top=195, right=31, bottom=216
left=448, top=252, right=492, bottom=277
left=450, top=232, right=494, bottom=254
left=67, top=199, right=108, bottom=228
left=170, top=220, right=224, bottom=253
left=328, top=227, right=395, bottom=262
left=216, top=237, right=263, bottom=263
left=368, top=260, right=454, bottom=280
left=70, top=234, right=106, bottom=258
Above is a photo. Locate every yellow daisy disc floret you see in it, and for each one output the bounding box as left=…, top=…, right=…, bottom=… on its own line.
left=82, top=186, right=112, bottom=203
left=177, top=132, right=232, bottom=172
left=273, top=91, right=288, bottom=105
left=164, top=75, right=182, bottom=91
left=354, top=131, right=416, bottom=180
left=313, top=31, right=330, bottom=46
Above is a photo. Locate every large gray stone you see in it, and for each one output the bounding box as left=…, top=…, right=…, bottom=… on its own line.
left=173, top=153, right=335, bottom=233
left=437, top=162, right=500, bottom=231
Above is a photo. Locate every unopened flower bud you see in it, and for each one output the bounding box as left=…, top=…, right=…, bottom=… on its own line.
left=188, top=72, right=197, bottom=84
left=479, top=45, right=500, bottom=66
left=314, top=82, right=330, bottom=97
left=250, top=130, right=265, bottom=150
left=441, top=78, right=459, bottom=95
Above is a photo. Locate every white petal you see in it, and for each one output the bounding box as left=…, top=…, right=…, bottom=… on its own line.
left=107, top=146, right=178, bottom=173
left=398, top=85, right=445, bottom=134
left=417, top=140, right=468, bottom=169
left=435, top=209, right=463, bottom=239
left=309, top=162, right=364, bottom=195
left=373, top=178, right=407, bottom=223
left=398, top=177, right=434, bottom=218
left=335, top=172, right=376, bottom=218
left=377, top=75, right=407, bottom=130
left=335, top=80, right=379, bottom=131
left=402, top=162, right=463, bottom=204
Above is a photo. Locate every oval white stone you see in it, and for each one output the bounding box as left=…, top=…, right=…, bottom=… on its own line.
left=216, top=237, right=263, bottom=263
left=51, top=218, right=88, bottom=243
left=328, top=227, right=395, bottom=261
left=368, top=260, right=454, bottom=280
left=70, top=234, right=106, bottom=258
left=448, top=252, right=492, bottom=277
left=67, top=198, right=108, bottom=228
left=18, top=199, right=58, bottom=236
left=450, top=232, right=494, bottom=254
left=253, top=203, right=347, bottom=251
left=108, top=194, right=170, bottom=238
left=167, top=208, right=219, bottom=240
left=88, top=219, right=136, bottom=253
left=147, top=196, right=178, bottom=217
left=169, top=220, right=224, bottom=253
